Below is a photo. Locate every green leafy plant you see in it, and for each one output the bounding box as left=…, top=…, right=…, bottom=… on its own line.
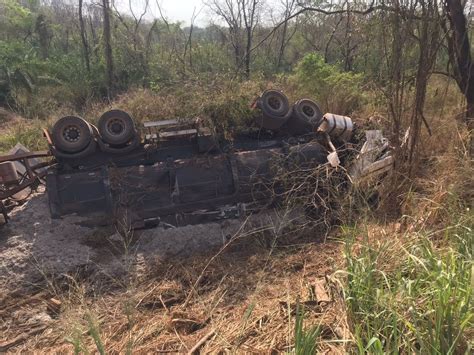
left=290, top=53, right=366, bottom=114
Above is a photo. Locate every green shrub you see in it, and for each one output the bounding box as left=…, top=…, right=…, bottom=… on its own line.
left=99, top=77, right=262, bottom=136
left=290, top=53, right=366, bottom=115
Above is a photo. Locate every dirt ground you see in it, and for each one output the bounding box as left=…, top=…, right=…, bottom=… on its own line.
left=0, top=191, right=348, bottom=353
left=1, top=190, right=303, bottom=291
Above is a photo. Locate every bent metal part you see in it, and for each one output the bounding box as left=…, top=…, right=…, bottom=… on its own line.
left=0, top=150, right=50, bottom=222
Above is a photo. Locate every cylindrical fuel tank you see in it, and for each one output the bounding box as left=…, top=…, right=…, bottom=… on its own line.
left=319, top=113, right=353, bottom=141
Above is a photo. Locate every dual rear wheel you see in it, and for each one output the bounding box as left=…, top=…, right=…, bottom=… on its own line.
left=51, top=110, right=136, bottom=156
left=254, top=91, right=323, bottom=134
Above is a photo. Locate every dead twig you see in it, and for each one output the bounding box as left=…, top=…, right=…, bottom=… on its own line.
left=183, top=217, right=269, bottom=307
left=0, top=325, right=49, bottom=352
left=187, top=330, right=216, bottom=354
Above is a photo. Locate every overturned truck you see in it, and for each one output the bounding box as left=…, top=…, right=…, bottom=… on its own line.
left=2, top=90, right=393, bottom=227
left=46, top=91, right=358, bottom=228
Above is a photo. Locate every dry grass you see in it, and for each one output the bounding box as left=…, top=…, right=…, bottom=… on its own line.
left=1, top=75, right=472, bottom=353
left=1, top=227, right=351, bottom=353
left=0, top=78, right=269, bottom=153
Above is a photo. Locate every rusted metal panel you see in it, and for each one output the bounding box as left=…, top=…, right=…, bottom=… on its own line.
left=0, top=162, right=18, bottom=185
left=46, top=167, right=113, bottom=218
left=46, top=139, right=328, bottom=227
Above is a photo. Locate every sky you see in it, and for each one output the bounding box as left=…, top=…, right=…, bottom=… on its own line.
left=114, top=0, right=283, bottom=27
left=114, top=0, right=212, bottom=26
left=159, top=0, right=207, bottom=24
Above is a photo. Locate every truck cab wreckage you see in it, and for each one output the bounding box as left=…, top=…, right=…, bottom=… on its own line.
left=0, top=90, right=394, bottom=228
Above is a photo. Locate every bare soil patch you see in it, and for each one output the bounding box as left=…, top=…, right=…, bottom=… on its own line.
left=0, top=191, right=347, bottom=353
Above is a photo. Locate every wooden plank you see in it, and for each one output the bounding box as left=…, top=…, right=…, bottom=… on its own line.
left=144, top=118, right=194, bottom=128
left=159, top=129, right=198, bottom=138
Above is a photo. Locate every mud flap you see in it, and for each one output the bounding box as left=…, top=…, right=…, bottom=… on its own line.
left=46, top=167, right=113, bottom=219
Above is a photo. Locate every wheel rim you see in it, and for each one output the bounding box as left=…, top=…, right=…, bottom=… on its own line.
left=302, top=105, right=315, bottom=118
left=268, top=96, right=282, bottom=111
left=62, top=125, right=82, bottom=143
left=106, top=117, right=125, bottom=137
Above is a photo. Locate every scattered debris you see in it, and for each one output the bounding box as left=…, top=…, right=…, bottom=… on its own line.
left=349, top=130, right=394, bottom=183
left=0, top=145, right=50, bottom=223
left=46, top=298, right=62, bottom=317
left=327, top=151, right=341, bottom=168
left=312, top=278, right=331, bottom=304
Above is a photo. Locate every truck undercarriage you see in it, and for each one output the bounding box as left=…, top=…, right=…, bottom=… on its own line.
left=1, top=90, right=393, bottom=227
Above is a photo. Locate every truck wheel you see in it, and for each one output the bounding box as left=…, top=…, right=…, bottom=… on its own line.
left=52, top=116, right=93, bottom=153
left=294, top=99, right=323, bottom=127
left=259, top=90, right=289, bottom=117
left=98, top=109, right=136, bottom=145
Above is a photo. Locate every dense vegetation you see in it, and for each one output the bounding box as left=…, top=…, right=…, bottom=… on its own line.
left=0, top=0, right=472, bottom=353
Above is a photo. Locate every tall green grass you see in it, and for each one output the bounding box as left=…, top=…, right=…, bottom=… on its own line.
left=342, top=216, right=473, bottom=354
left=293, top=302, right=321, bottom=355
left=65, top=311, right=106, bottom=355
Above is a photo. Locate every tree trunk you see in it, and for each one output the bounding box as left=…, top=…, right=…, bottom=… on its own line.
left=245, top=26, right=251, bottom=79
left=89, top=15, right=99, bottom=60
left=324, top=16, right=343, bottom=64
left=388, top=1, right=403, bottom=148
left=408, top=0, right=439, bottom=169
left=35, top=14, right=50, bottom=60
left=444, top=0, right=474, bottom=154
left=467, top=95, right=474, bottom=155
left=79, top=0, right=90, bottom=73
left=277, top=19, right=288, bottom=70
left=343, top=7, right=352, bottom=71
left=102, top=0, right=114, bottom=97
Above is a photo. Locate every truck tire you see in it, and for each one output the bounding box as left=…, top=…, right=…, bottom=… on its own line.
left=51, top=138, right=97, bottom=159
left=255, top=106, right=293, bottom=130
left=98, top=109, right=136, bottom=145
left=52, top=116, right=93, bottom=153
left=259, top=90, right=289, bottom=117
left=97, top=135, right=140, bottom=154
left=285, top=99, right=323, bottom=135
left=294, top=99, right=323, bottom=127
